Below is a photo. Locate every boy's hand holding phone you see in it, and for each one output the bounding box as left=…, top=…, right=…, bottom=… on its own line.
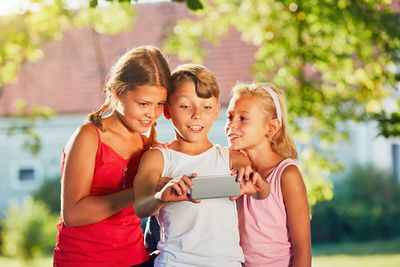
left=155, top=173, right=201, bottom=203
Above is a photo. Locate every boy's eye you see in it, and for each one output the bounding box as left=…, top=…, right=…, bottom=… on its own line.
left=204, top=106, right=212, bottom=110
left=139, top=102, right=148, bottom=106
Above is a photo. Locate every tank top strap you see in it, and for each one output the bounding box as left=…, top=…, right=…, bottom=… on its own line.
left=267, top=158, right=297, bottom=184
left=275, top=158, right=297, bottom=178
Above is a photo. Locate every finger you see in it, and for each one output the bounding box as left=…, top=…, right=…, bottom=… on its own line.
left=236, top=167, right=245, bottom=182
left=230, top=169, right=238, bottom=176
left=190, top=199, right=201, bottom=204
left=229, top=195, right=240, bottom=201
left=176, top=179, right=188, bottom=195
left=251, top=172, right=261, bottom=185
left=189, top=173, right=197, bottom=178
left=243, top=165, right=253, bottom=181
left=181, top=175, right=193, bottom=189
left=171, top=183, right=183, bottom=195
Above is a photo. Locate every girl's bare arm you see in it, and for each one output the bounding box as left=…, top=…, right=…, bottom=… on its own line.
left=61, top=125, right=134, bottom=227
left=282, top=165, right=312, bottom=267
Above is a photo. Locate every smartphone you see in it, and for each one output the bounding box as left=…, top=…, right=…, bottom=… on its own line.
left=188, top=175, right=240, bottom=200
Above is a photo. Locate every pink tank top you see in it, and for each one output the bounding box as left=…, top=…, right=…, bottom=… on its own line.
left=238, top=158, right=296, bottom=267
left=53, top=124, right=149, bottom=267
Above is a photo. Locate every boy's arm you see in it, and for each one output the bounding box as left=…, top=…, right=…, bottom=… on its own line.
left=133, top=149, right=165, bottom=218
left=229, top=150, right=270, bottom=200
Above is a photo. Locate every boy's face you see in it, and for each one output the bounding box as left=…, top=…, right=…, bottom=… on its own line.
left=165, top=81, right=220, bottom=143
left=225, top=94, right=269, bottom=151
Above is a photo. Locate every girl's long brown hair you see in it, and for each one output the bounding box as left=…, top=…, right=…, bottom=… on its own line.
left=87, top=46, right=171, bottom=148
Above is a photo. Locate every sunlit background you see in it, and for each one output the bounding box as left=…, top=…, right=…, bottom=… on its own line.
left=0, top=0, right=399, bottom=266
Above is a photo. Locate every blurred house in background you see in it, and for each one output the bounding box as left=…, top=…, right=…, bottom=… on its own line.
left=0, top=2, right=399, bottom=214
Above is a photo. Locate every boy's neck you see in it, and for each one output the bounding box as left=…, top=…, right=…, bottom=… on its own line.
left=168, top=139, right=214, bottom=156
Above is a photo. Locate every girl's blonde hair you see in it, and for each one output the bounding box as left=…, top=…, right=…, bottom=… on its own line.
left=169, top=64, right=219, bottom=99
left=232, top=82, right=298, bottom=159
left=87, top=46, right=171, bottom=148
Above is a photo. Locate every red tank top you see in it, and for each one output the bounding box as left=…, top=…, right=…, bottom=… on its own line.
left=54, top=124, right=149, bottom=267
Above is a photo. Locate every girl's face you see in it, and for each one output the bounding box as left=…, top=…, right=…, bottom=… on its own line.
left=116, top=84, right=167, bottom=133
left=226, top=94, right=269, bottom=151
left=165, top=81, right=220, bottom=143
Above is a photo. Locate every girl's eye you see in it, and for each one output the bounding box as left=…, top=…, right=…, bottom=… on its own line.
left=180, top=105, right=189, bottom=109
left=226, top=115, right=233, bottom=121
left=204, top=106, right=212, bottom=110
left=239, top=116, right=246, bottom=121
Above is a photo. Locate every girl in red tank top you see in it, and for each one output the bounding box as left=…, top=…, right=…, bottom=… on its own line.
left=53, top=46, right=171, bottom=267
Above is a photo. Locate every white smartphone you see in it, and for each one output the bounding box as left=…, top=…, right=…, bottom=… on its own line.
left=188, top=175, right=240, bottom=200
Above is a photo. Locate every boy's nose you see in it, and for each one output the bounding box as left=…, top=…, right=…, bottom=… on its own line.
left=192, top=107, right=202, bottom=119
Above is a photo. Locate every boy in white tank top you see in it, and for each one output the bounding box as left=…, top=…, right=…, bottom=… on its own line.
left=133, top=64, right=270, bottom=267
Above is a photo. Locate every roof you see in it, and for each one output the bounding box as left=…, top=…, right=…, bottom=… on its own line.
left=0, top=2, right=256, bottom=115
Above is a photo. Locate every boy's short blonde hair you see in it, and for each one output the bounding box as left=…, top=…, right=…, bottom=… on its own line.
left=169, top=64, right=219, bottom=99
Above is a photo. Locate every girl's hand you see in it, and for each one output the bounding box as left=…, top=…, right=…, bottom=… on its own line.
left=150, top=142, right=169, bottom=149
left=155, top=173, right=201, bottom=203
left=230, top=166, right=270, bottom=200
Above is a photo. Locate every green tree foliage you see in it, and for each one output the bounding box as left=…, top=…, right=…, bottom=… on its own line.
left=373, top=99, right=400, bottom=137
left=0, top=0, right=135, bottom=87
left=33, top=178, right=61, bottom=213
left=1, top=198, right=59, bottom=263
left=312, top=164, right=400, bottom=242
left=0, top=0, right=135, bottom=154
left=0, top=0, right=198, bottom=155
left=163, top=0, right=400, bottom=203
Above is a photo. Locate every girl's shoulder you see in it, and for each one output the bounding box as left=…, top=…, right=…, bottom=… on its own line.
left=65, top=123, right=98, bottom=151
left=280, top=163, right=306, bottom=194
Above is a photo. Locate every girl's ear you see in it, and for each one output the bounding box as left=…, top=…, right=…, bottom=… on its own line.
left=266, top=119, right=280, bottom=138
left=163, top=104, right=171, bottom=120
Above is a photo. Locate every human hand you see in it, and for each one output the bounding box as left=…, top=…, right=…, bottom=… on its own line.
left=155, top=177, right=172, bottom=192
left=230, top=166, right=269, bottom=200
left=155, top=173, right=201, bottom=203
left=150, top=142, right=169, bottom=149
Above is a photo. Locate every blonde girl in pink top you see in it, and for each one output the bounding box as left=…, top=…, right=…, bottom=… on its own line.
left=225, top=82, right=311, bottom=267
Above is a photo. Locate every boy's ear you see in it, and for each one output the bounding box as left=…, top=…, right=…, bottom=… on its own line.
left=163, top=104, right=171, bottom=120
left=215, top=103, right=221, bottom=117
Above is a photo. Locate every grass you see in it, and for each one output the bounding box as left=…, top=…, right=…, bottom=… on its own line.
left=312, top=238, right=400, bottom=267
left=0, top=256, right=52, bottom=267
left=313, top=254, right=400, bottom=267
left=1, top=239, right=399, bottom=267
left=313, top=238, right=400, bottom=255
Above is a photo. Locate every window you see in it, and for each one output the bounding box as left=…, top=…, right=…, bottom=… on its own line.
left=10, top=160, right=43, bottom=191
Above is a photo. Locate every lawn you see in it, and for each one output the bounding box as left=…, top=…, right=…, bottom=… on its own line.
left=1, top=239, right=399, bottom=267
left=312, top=238, right=400, bottom=267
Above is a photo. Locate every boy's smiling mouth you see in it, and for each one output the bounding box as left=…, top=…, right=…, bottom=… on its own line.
left=188, top=125, right=204, bottom=131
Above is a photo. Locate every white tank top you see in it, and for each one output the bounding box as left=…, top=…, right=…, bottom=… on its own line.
left=154, top=145, right=244, bottom=267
